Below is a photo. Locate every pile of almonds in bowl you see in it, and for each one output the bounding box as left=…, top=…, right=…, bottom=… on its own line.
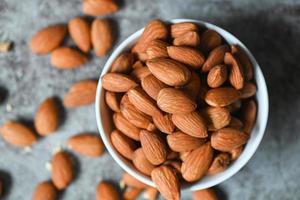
left=101, top=19, right=258, bottom=199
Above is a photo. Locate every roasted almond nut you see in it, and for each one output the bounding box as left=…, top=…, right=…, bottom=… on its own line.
left=110, top=52, right=135, bottom=73
left=164, top=160, right=182, bottom=174
left=241, top=100, right=257, bottom=134
left=141, top=74, right=168, bottom=100
left=30, top=25, right=67, bottom=54
left=63, top=80, right=98, bottom=108
left=83, top=0, right=119, bottom=16
left=230, top=146, right=243, bottom=160
left=207, top=153, right=230, bottom=175
left=202, top=45, right=230, bottom=72
left=102, top=73, right=137, bottom=92
left=51, top=151, right=74, bottom=190
left=181, top=142, right=213, bottom=182
left=211, top=128, right=249, bottom=152
left=205, top=87, right=240, bottom=107
left=152, top=114, right=175, bottom=134
left=34, top=97, right=59, bottom=136
left=207, top=65, right=228, bottom=88
left=239, top=82, right=257, bottom=99
left=171, top=22, right=198, bottom=38
left=113, top=113, right=140, bottom=141
left=130, top=66, right=152, bottom=82
left=173, top=31, right=200, bottom=47
left=224, top=52, right=245, bottom=90
left=68, top=17, right=91, bottom=53
left=147, top=58, right=191, bottom=86
left=32, top=181, right=57, bottom=200
left=51, top=47, right=87, bottom=69
left=167, top=46, right=205, bottom=69
left=151, top=166, right=180, bottom=200
left=105, top=91, right=121, bottom=112
left=202, top=107, right=231, bottom=130
left=192, top=188, right=218, bottom=200
left=123, top=187, right=142, bottom=200
left=91, top=19, right=114, bottom=57
left=133, top=60, right=145, bottom=69
left=157, top=88, right=197, bottom=114
left=140, top=130, right=167, bottom=165
left=96, top=181, right=120, bottom=200
left=200, top=29, right=222, bottom=52
left=0, top=121, right=37, bottom=147
left=144, top=187, right=159, bottom=200
left=181, top=72, right=201, bottom=100
left=122, top=172, right=148, bottom=189
left=167, top=131, right=205, bottom=152
left=111, top=130, right=137, bottom=160
left=172, top=111, right=208, bottom=138
left=146, top=39, right=169, bottom=59
left=133, top=148, right=155, bottom=176
left=228, top=117, right=243, bottom=129
left=179, top=151, right=190, bottom=161
left=227, top=100, right=242, bottom=113
left=67, top=133, right=104, bottom=157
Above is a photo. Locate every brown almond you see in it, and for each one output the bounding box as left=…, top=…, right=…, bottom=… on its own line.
left=51, top=47, right=87, bottom=69
left=202, top=45, right=230, bottom=72
left=123, top=187, right=142, bottom=200
left=205, top=87, right=240, bottom=107
left=30, top=25, right=67, bottom=54
left=32, top=181, right=57, bottom=200
left=202, top=107, right=231, bottom=130
left=110, top=130, right=137, bottom=160
left=51, top=151, right=74, bottom=190
left=68, top=17, right=91, bottom=53
left=111, top=52, right=135, bottom=73
left=91, top=19, right=114, bottom=57
left=141, top=74, right=168, bottom=100
left=224, top=52, right=245, bottom=90
left=113, top=113, right=140, bottom=141
left=171, top=22, right=198, bottom=38
left=192, top=188, right=218, bottom=200
left=130, top=66, right=152, bottom=82
left=83, top=0, right=119, bottom=17
left=133, top=148, right=155, bottom=176
left=167, top=131, right=205, bottom=152
left=157, top=88, right=197, bottom=114
left=200, top=29, right=222, bottom=52
left=230, top=146, right=243, bottom=160
left=228, top=117, right=243, bottom=129
left=67, top=133, right=104, bottom=157
left=63, top=80, right=98, bottom=108
left=181, top=142, right=213, bottom=182
left=173, top=31, right=200, bottom=47
left=179, top=151, right=191, bottom=161
left=147, top=58, right=191, bottom=86
left=102, top=73, right=137, bottom=92
left=242, top=100, right=257, bottom=134
left=227, top=100, right=242, bottom=113
left=239, top=82, right=257, bottom=99
left=96, top=181, right=120, bottom=200
left=167, top=46, right=205, bottom=69
left=172, top=111, right=208, bottom=138
left=211, top=128, right=249, bottom=152
left=164, top=160, right=182, bottom=174
left=0, top=121, right=37, bottom=147
left=146, top=39, right=169, bottom=59
left=207, top=65, right=228, bottom=88
left=182, top=72, right=201, bottom=100
left=133, top=60, right=145, bottom=69
left=207, top=153, right=231, bottom=175
left=151, top=166, right=180, bottom=200
left=105, top=91, right=121, bottom=112
left=122, top=172, right=148, bottom=189
left=145, top=187, right=159, bottom=200
left=152, top=114, right=175, bottom=134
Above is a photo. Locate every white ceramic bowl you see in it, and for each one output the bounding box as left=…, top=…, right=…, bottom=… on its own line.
left=95, top=19, right=269, bottom=191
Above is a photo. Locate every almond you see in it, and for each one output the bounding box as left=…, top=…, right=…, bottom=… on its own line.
left=0, top=121, right=37, bottom=147
left=192, top=188, right=218, bottom=200
left=141, top=74, right=168, bottom=100
left=113, top=113, right=140, bottom=141
left=167, top=46, right=205, bottom=69
left=201, top=107, right=231, bottom=130
left=133, top=60, right=145, bottom=69
left=181, top=72, right=201, bottom=100
left=171, top=22, right=198, bottom=38
left=111, top=52, right=135, bottom=73
left=147, top=58, right=191, bottom=86
left=179, top=151, right=190, bottom=161
left=167, top=131, right=205, bottom=152
left=32, top=181, right=57, bottom=200
left=241, top=100, right=257, bottom=134
left=207, top=153, right=230, bottom=175
left=130, top=66, right=152, bottom=82
left=133, top=148, right=155, bottom=176
left=63, top=80, right=98, bottom=108
left=211, top=128, right=249, bottom=151
left=123, top=187, right=142, bottom=200
left=172, top=111, right=208, bottom=138
left=228, top=117, right=243, bottom=129
left=96, top=181, right=120, bottom=200
left=205, top=87, right=240, bottom=107
left=91, top=19, right=114, bottom=57
left=157, top=88, right=197, bottom=114
left=105, top=91, right=121, bottom=112
left=34, top=97, right=59, bottom=136
left=181, top=142, right=213, bottom=182
left=239, top=82, right=257, bottom=99
left=146, top=39, right=169, bottom=59
left=224, top=52, right=245, bottom=89
left=51, top=151, right=74, bottom=190
left=111, top=130, right=137, bottom=160
left=83, top=0, right=119, bottom=16
left=51, top=47, right=87, bottom=69
left=151, top=166, right=180, bottom=200
left=140, top=130, right=167, bottom=165
left=152, top=114, right=175, bottom=134
left=202, top=45, right=230, bottom=72
left=102, top=73, right=137, bottom=92
left=173, top=31, right=200, bottom=47
left=145, top=187, right=159, bottom=200
left=122, top=172, right=148, bottom=189
left=200, top=29, right=222, bottom=52
left=30, top=25, right=67, bottom=54
left=230, top=146, right=243, bottom=160
left=207, top=65, right=228, bottom=88
left=68, top=17, right=91, bottom=53
left=164, top=160, right=182, bottom=174
left=227, top=100, right=242, bottom=113
left=67, top=133, right=104, bottom=157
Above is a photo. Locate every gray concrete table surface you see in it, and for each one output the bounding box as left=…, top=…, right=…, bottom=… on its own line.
left=0, top=0, right=300, bottom=199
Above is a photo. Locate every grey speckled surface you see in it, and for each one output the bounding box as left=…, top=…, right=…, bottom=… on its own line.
left=0, top=0, right=300, bottom=199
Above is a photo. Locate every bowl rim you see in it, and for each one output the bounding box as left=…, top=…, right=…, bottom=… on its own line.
left=95, top=18, right=269, bottom=191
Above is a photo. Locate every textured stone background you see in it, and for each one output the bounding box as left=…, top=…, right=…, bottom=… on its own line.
left=0, top=0, right=300, bottom=199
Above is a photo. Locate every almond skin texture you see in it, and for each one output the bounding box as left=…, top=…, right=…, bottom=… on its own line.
left=192, top=188, right=218, bottom=200
left=230, top=146, right=243, bottom=160
left=91, top=19, right=114, bottom=57
left=111, top=52, right=135, bottom=73
left=113, top=113, right=140, bottom=141
left=157, top=88, right=197, bottom=114
left=202, top=107, right=231, bottom=130
left=205, top=87, right=240, bottom=107
left=242, top=100, right=257, bottom=134
left=171, top=22, right=198, bottom=38
left=211, top=128, right=249, bottom=152
left=133, top=148, right=155, bottom=176
left=0, top=121, right=37, bottom=147
left=167, top=46, right=205, bottom=69
left=181, top=142, right=213, bottom=182
left=182, top=72, right=201, bottom=100
left=207, top=65, right=228, bottom=88
left=51, top=47, right=87, bottom=69
left=111, top=130, right=137, bottom=160
left=207, top=153, right=231, bottom=175
left=105, top=91, right=121, bottom=112
left=239, top=82, right=257, bottom=99
left=200, top=29, right=222, bottom=52
left=63, top=80, right=98, bottom=108
left=130, top=66, right=152, bottom=82
left=122, top=173, right=148, bottom=189
left=151, top=166, right=180, bottom=200
left=96, top=181, right=120, bottom=200
left=102, top=73, right=137, bottom=92
left=145, top=187, right=159, bottom=200
left=146, top=39, right=169, bottom=59
left=67, top=133, right=104, bottom=157
left=140, top=130, right=167, bottom=165
left=68, top=17, right=91, bottom=53
left=147, top=58, right=191, bottom=86
left=167, top=131, right=206, bottom=152
left=152, top=114, right=175, bottom=134
left=224, top=52, right=245, bottom=90
left=141, top=74, right=168, bottom=100
left=123, top=187, right=142, bottom=200
left=83, top=0, right=119, bottom=17
left=228, top=117, right=244, bottom=129
left=51, top=151, right=74, bottom=190
left=173, top=31, right=200, bottom=47
left=34, top=97, right=59, bottom=136
left=172, top=111, right=208, bottom=138
left=202, top=45, right=230, bottom=72
left=30, top=25, right=67, bottom=55
left=32, top=181, right=57, bottom=200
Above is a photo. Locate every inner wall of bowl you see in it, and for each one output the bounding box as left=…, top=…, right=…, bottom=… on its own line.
left=96, top=19, right=269, bottom=190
